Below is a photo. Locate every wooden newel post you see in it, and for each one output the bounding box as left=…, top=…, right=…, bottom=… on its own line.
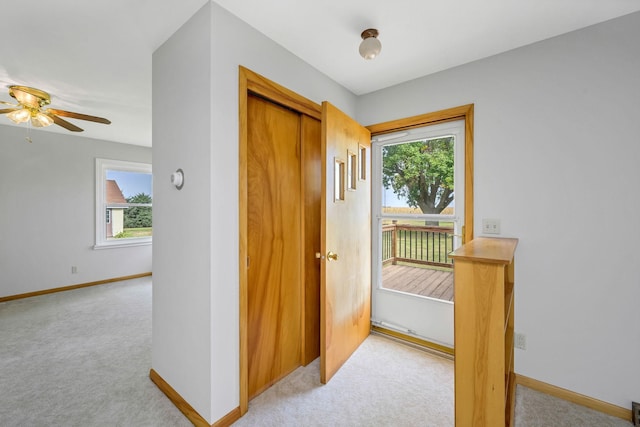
left=450, top=237, right=519, bottom=427
left=391, top=220, right=397, bottom=265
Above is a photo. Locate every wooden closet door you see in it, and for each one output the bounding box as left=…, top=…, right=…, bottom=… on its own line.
left=301, top=114, right=322, bottom=366
left=247, top=94, right=302, bottom=398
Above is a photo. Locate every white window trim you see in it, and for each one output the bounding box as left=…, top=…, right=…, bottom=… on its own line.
left=95, top=158, right=152, bottom=249
left=372, top=121, right=464, bottom=224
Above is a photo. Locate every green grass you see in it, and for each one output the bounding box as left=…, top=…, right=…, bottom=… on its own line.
left=396, top=232, right=454, bottom=264
left=114, top=227, right=152, bottom=238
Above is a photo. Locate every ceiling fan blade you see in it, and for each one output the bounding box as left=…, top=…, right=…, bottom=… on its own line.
left=47, top=113, right=84, bottom=132
left=0, top=108, right=19, bottom=114
left=47, top=108, right=111, bottom=124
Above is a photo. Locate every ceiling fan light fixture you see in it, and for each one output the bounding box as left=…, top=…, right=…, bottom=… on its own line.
left=31, top=112, right=54, bottom=128
left=359, top=28, right=381, bottom=60
left=9, top=86, right=51, bottom=108
left=7, top=108, right=31, bottom=124
left=1, top=85, right=110, bottom=134
left=14, top=91, right=39, bottom=107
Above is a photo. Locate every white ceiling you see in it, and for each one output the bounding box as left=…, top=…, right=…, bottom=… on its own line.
left=1, top=0, right=639, bottom=147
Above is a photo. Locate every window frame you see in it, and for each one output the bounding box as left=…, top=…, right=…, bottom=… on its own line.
left=95, top=158, right=152, bottom=249
left=371, top=120, right=466, bottom=294
left=372, top=123, right=463, bottom=224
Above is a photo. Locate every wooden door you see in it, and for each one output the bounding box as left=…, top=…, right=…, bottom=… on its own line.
left=247, top=94, right=302, bottom=398
left=301, top=115, right=322, bottom=365
left=320, top=101, right=371, bottom=383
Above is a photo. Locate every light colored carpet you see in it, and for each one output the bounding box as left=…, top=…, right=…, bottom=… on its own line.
left=0, top=277, right=633, bottom=426
left=234, top=334, right=454, bottom=427
left=515, top=386, right=632, bottom=427
left=235, top=334, right=632, bottom=427
left=0, top=277, right=191, bottom=427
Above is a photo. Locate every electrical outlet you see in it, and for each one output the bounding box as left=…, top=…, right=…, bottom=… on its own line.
left=482, top=218, right=501, bottom=234
left=71, top=266, right=78, bottom=274
left=632, top=401, right=639, bottom=426
left=514, top=332, right=526, bottom=350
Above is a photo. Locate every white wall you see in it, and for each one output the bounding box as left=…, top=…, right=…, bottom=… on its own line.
left=152, top=1, right=357, bottom=422
left=0, top=125, right=152, bottom=298
left=152, top=3, right=213, bottom=421
left=357, top=12, right=640, bottom=410
left=153, top=2, right=640, bottom=421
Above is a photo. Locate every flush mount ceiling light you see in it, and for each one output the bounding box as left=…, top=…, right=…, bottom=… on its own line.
left=359, top=28, right=381, bottom=60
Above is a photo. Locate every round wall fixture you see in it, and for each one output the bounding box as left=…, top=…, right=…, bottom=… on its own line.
left=171, top=168, right=184, bottom=190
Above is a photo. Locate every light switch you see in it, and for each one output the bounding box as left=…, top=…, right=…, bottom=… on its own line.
left=482, top=218, right=501, bottom=234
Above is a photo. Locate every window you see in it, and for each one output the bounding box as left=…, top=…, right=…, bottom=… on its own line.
left=347, top=150, right=357, bottom=190
left=334, top=158, right=345, bottom=202
left=95, top=158, right=152, bottom=249
left=372, top=120, right=465, bottom=300
left=359, top=145, right=367, bottom=180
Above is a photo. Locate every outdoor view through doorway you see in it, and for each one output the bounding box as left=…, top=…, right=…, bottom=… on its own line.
left=371, top=112, right=471, bottom=348
left=380, top=134, right=456, bottom=302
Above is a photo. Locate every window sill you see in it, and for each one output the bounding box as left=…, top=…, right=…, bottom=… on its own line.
left=94, top=239, right=152, bottom=250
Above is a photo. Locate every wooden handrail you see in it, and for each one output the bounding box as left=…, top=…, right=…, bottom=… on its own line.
left=382, top=224, right=455, bottom=267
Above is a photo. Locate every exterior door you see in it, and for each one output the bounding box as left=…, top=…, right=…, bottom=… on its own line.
left=371, top=118, right=469, bottom=349
left=320, top=102, right=371, bottom=383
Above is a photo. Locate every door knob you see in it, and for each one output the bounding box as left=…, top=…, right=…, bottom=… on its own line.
left=327, top=251, right=338, bottom=261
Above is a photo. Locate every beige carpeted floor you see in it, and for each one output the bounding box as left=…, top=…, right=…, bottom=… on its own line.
left=235, top=334, right=633, bottom=427
left=0, top=277, right=632, bottom=426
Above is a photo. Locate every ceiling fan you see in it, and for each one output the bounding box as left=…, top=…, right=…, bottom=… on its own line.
left=0, top=85, right=110, bottom=132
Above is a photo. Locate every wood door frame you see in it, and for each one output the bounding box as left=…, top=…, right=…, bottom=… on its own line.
left=239, top=66, right=321, bottom=415
left=366, top=104, right=475, bottom=243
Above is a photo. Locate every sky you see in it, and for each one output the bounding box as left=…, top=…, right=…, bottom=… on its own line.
left=107, top=170, right=152, bottom=199
left=383, top=186, right=455, bottom=210
left=383, top=187, right=407, bottom=207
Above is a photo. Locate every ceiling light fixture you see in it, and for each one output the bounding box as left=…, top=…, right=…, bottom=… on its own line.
left=359, top=28, right=381, bottom=60
left=7, top=108, right=31, bottom=124
left=1, top=85, right=111, bottom=133
left=31, top=112, right=54, bottom=128
left=6, top=107, right=54, bottom=128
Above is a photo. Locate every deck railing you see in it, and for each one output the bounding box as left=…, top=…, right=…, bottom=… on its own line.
left=382, top=223, right=454, bottom=268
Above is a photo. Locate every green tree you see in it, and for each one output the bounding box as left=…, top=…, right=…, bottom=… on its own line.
left=123, top=193, right=152, bottom=228
left=382, top=137, right=454, bottom=214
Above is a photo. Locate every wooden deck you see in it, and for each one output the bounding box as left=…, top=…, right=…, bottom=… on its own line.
left=381, top=264, right=454, bottom=302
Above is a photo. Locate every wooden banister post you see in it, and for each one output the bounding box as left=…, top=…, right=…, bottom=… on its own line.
left=391, top=220, right=397, bottom=265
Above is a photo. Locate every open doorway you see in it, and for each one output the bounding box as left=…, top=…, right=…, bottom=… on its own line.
left=375, top=122, right=463, bottom=302
left=368, top=105, right=474, bottom=351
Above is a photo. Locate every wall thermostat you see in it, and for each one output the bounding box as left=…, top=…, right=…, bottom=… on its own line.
left=171, top=169, right=184, bottom=190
